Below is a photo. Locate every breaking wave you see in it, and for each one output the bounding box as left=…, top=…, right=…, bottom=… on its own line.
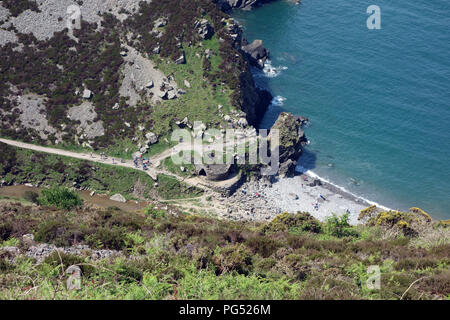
left=263, top=60, right=288, bottom=78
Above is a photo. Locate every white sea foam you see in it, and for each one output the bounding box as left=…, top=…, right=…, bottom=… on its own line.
left=263, top=60, right=288, bottom=78
left=271, top=95, right=286, bottom=107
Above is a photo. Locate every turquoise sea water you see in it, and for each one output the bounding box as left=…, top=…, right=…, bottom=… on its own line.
left=233, top=0, right=450, bottom=219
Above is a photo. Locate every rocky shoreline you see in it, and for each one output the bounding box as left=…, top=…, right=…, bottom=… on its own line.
left=219, top=171, right=371, bottom=224
left=217, top=0, right=279, bottom=11
left=217, top=1, right=382, bottom=224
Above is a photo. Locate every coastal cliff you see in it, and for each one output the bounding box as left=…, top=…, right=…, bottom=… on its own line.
left=0, top=1, right=449, bottom=302
left=216, top=0, right=278, bottom=11
left=0, top=0, right=272, bottom=147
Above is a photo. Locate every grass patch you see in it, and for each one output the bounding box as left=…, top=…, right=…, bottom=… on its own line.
left=156, top=175, right=203, bottom=200
left=163, top=157, right=195, bottom=178
left=148, top=36, right=235, bottom=137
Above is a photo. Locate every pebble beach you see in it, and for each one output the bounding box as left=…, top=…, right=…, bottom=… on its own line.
left=225, top=172, right=387, bottom=225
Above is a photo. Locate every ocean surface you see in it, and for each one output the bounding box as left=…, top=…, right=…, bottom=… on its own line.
left=233, top=0, right=450, bottom=219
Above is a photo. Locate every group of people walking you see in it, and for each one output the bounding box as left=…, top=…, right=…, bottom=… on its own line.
left=133, top=154, right=151, bottom=170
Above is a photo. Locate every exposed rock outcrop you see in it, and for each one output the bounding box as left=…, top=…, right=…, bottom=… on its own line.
left=145, top=132, right=158, bottom=145
left=67, top=102, right=105, bottom=140
left=212, top=12, right=272, bottom=127
left=269, top=112, right=308, bottom=177
left=241, top=39, right=269, bottom=69
left=1, top=243, right=119, bottom=263
left=110, top=194, right=126, bottom=203
left=195, top=163, right=234, bottom=181
left=195, top=19, right=215, bottom=40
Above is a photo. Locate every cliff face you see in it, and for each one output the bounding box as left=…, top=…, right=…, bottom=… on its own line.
left=239, top=67, right=273, bottom=127
left=217, top=0, right=277, bottom=11
left=241, top=39, right=270, bottom=69
left=223, top=12, right=272, bottom=127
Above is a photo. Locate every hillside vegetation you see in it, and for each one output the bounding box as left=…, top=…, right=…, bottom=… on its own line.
left=0, top=198, right=448, bottom=300
left=0, top=0, right=261, bottom=157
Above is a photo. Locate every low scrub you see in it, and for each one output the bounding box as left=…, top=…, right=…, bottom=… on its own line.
left=38, top=187, right=83, bottom=210
left=0, top=201, right=449, bottom=300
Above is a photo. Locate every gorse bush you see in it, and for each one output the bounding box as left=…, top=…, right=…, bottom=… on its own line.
left=212, top=243, right=253, bottom=275
left=38, top=187, right=82, bottom=210
left=263, top=212, right=322, bottom=234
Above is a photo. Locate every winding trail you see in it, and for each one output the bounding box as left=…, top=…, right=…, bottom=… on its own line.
left=0, top=137, right=250, bottom=217
left=0, top=138, right=209, bottom=190
left=0, top=138, right=242, bottom=192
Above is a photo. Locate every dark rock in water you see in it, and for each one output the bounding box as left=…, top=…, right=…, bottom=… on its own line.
left=309, top=179, right=322, bottom=187
left=294, top=115, right=309, bottom=126
left=241, top=39, right=269, bottom=69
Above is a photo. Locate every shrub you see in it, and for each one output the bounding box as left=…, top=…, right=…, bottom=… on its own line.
left=324, top=213, right=358, bottom=238
left=113, top=262, right=144, bottom=283
left=1, top=0, right=40, bottom=17
left=0, top=258, right=14, bottom=272
left=263, top=212, right=322, bottom=234
left=409, top=207, right=432, bottom=222
left=98, top=207, right=145, bottom=230
left=245, top=236, right=281, bottom=258
left=0, top=222, right=13, bottom=241
left=212, top=243, right=253, bottom=275
left=144, top=204, right=166, bottom=219
left=43, top=251, right=95, bottom=277
left=358, top=205, right=378, bottom=221
left=436, top=220, right=450, bottom=228
left=35, top=217, right=81, bottom=247
left=395, top=257, right=439, bottom=271
left=418, top=271, right=450, bottom=296
left=23, top=191, right=39, bottom=204
left=86, top=227, right=126, bottom=250
left=38, top=187, right=82, bottom=210
left=254, top=257, right=277, bottom=273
